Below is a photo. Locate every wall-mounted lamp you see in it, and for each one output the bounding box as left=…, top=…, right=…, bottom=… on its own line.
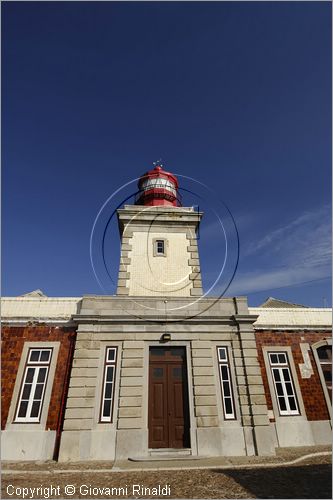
left=160, top=333, right=171, bottom=343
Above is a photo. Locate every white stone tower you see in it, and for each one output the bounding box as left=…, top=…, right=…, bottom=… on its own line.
left=116, top=163, right=203, bottom=297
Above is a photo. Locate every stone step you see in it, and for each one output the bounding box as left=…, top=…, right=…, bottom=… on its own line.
left=129, top=448, right=196, bottom=461
left=150, top=448, right=192, bottom=456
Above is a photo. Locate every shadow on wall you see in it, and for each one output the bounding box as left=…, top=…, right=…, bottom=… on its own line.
left=213, top=464, right=332, bottom=499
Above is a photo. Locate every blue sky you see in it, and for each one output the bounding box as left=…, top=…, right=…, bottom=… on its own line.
left=2, top=1, right=332, bottom=306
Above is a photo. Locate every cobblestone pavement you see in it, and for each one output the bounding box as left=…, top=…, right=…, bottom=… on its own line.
left=1, top=447, right=332, bottom=499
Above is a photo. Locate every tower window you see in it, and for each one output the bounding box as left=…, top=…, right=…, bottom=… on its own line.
left=156, top=240, right=164, bottom=254
left=153, top=239, right=167, bottom=256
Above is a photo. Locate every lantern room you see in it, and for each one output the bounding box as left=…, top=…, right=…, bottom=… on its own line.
left=135, top=163, right=181, bottom=207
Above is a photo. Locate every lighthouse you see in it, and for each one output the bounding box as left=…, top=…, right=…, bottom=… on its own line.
left=116, top=162, right=203, bottom=297
left=135, top=162, right=180, bottom=207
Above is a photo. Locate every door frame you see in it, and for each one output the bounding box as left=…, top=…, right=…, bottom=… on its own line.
left=143, top=341, right=197, bottom=454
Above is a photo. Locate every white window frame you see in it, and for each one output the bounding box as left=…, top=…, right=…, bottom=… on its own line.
left=311, top=339, right=332, bottom=419
left=268, top=351, right=299, bottom=416
left=100, top=347, right=117, bottom=423
left=14, top=348, right=53, bottom=423
left=153, top=238, right=167, bottom=257
left=5, top=342, right=60, bottom=430
left=217, top=347, right=236, bottom=420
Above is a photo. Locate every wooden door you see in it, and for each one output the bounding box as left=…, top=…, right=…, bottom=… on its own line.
left=148, top=347, right=190, bottom=449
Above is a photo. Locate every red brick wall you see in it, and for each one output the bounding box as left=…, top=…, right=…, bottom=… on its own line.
left=1, top=325, right=76, bottom=430
left=255, top=330, right=331, bottom=421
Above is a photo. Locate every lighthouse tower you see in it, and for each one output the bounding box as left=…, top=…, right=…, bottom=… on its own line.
left=116, top=162, right=203, bottom=297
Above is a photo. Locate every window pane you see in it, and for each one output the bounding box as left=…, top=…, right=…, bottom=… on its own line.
left=30, top=401, right=41, bottom=418
left=323, top=369, right=332, bottom=383
left=26, top=368, right=35, bottom=383
left=288, top=397, right=297, bottom=411
left=30, top=350, right=40, bottom=362
left=318, top=346, right=331, bottom=360
left=278, top=397, right=287, bottom=411
left=275, top=382, right=284, bottom=396
left=40, top=350, right=50, bottom=362
left=153, top=368, right=163, bottom=378
left=107, top=349, right=116, bottom=362
left=272, top=368, right=280, bottom=382
left=105, top=383, right=112, bottom=399
left=156, top=240, right=164, bottom=253
left=223, top=381, right=230, bottom=397
left=171, top=348, right=185, bottom=357
left=282, top=368, right=290, bottom=381
left=106, top=366, right=114, bottom=382
left=18, top=401, right=28, bottom=418
left=150, top=348, right=165, bottom=356
left=103, top=400, right=111, bottom=417
left=173, top=367, right=182, bottom=378
left=270, top=354, right=278, bottom=364
left=278, top=353, right=287, bottom=364
left=34, top=384, right=44, bottom=400
left=37, top=368, right=47, bottom=383
left=22, top=384, right=32, bottom=400
left=218, top=348, right=227, bottom=361
left=285, top=382, right=293, bottom=396
left=221, top=366, right=228, bottom=380
left=225, top=398, right=233, bottom=415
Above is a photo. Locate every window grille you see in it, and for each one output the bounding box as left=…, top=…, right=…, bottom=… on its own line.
left=317, top=345, right=332, bottom=402
left=269, top=352, right=299, bottom=416
left=156, top=240, right=165, bottom=254
left=15, top=348, right=52, bottom=423
left=217, top=347, right=236, bottom=419
left=100, top=347, right=117, bottom=422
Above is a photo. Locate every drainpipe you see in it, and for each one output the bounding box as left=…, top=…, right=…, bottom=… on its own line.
left=53, top=330, right=76, bottom=461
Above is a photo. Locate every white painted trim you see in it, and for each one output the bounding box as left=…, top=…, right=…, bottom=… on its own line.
left=211, top=340, right=242, bottom=428
left=100, top=348, right=117, bottom=423
left=262, top=346, right=307, bottom=422
left=6, top=342, right=60, bottom=431
left=216, top=348, right=236, bottom=420
left=311, top=338, right=332, bottom=420
left=93, top=341, right=122, bottom=429
left=15, top=364, right=50, bottom=423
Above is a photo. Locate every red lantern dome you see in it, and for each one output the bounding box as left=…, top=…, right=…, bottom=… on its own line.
left=136, top=162, right=181, bottom=207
